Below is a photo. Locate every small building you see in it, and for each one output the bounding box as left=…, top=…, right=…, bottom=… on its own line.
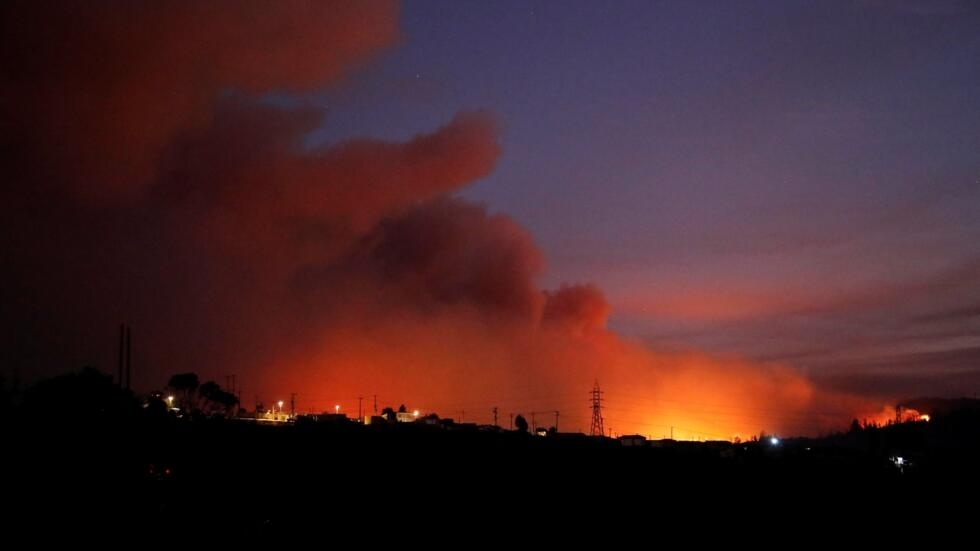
left=619, top=434, right=648, bottom=447
left=396, top=411, right=418, bottom=423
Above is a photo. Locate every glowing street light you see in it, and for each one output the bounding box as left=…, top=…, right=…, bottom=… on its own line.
left=335, top=404, right=340, bottom=414
left=413, top=410, right=419, bottom=418
left=167, top=395, right=174, bottom=408
left=770, top=437, right=780, bottom=446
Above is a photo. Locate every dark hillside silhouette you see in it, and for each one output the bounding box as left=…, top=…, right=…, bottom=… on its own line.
left=2, top=368, right=975, bottom=535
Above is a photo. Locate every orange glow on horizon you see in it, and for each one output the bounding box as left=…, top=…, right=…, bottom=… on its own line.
left=246, top=313, right=886, bottom=439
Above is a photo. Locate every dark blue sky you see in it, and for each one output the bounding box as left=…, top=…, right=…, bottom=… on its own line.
left=306, top=0, right=980, bottom=397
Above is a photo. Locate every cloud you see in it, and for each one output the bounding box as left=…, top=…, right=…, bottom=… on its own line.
left=861, top=0, right=977, bottom=16
left=619, top=254, right=980, bottom=404
left=910, top=304, right=980, bottom=324
left=813, top=346, right=980, bottom=398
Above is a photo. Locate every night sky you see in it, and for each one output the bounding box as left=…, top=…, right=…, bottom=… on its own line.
left=2, top=1, right=979, bottom=438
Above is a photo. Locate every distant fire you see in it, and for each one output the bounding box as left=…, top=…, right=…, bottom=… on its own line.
left=862, top=405, right=930, bottom=428
left=900, top=408, right=929, bottom=424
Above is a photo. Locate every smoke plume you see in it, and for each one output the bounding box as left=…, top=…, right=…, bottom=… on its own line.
left=0, top=0, right=884, bottom=437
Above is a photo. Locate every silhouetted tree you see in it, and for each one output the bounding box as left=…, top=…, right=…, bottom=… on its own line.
left=144, top=395, right=169, bottom=418
left=167, top=372, right=199, bottom=411
left=398, top=404, right=407, bottom=413
left=198, top=380, right=239, bottom=417
left=199, top=381, right=220, bottom=398
left=514, top=414, right=528, bottom=433
left=21, top=366, right=134, bottom=421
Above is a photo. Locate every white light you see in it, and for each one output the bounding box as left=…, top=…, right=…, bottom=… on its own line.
left=335, top=404, right=340, bottom=414
left=896, top=456, right=904, bottom=465
left=278, top=400, right=284, bottom=408
left=413, top=410, right=419, bottom=418
left=770, top=437, right=779, bottom=446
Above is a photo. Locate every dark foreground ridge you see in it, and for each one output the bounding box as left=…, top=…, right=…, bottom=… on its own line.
left=3, top=370, right=979, bottom=536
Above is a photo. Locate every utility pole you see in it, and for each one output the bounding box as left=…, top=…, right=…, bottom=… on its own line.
left=509, top=413, right=514, bottom=430
left=117, top=324, right=124, bottom=387
left=531, top=412, right=536, bottom=434
left=115, top=324, right=132, bottom=390
left=290, top=393, right=297, bottom=417
left=373, top=394, right=378, bottom=414
left=125, top=325, right=131, bottom=390
left=492, top=406, right=498, bottom=427
left=554, top=410, right=559, bottom=433
left=358, top=396, right=364, bottom=421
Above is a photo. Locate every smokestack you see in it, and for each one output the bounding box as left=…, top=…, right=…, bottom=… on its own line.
left=118, top=324, right=124, bottom=387
left=125, top=325, right=132, bottom=390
